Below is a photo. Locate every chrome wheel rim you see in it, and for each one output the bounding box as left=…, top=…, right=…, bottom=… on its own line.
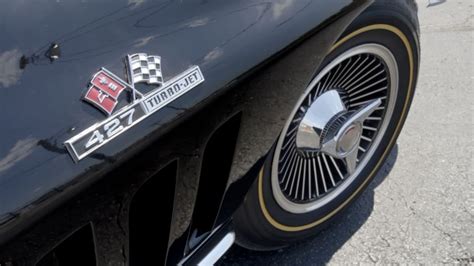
left=271, top=44, right=399, bottom=214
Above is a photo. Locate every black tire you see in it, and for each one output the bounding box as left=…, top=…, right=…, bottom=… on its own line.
left=233, top=0, right=420, bottom=250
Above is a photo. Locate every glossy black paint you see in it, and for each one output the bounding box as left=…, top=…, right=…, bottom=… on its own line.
left=0, top=0, right=372, bottom=264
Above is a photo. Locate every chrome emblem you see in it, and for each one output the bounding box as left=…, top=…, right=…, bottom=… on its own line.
left=65, top=53, right=204, bottom=162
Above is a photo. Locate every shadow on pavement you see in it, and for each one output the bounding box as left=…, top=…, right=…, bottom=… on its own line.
left=219, top=145, right=399, bottom=266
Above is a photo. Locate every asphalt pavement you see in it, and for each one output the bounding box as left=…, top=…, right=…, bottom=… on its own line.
left=220, top=0, right=473, bottom=264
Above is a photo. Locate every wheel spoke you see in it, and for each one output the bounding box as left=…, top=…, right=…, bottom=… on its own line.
left=300, top=159, right=307, bottom=200
left=329, top=156, right=344, bottom=180
left=285, top=124, right=299, bottom=137
left=320, top=72, right=330, bottom=92
left=349, top=96, right=386, bottom=108
left=289, top=157, right=302, bottom=196
left=317, top=155, right=328, bottom=193
left=366, top=116, right=382, bottom=121
left=348, top=77, right=387, bottom=96
left=339, top=56, right=371, bottom=88
left=294, top=158, right=303, bottom=199
left=279, top=142, right=295, bottom=163
left=311, top=158, right=320, bottom=197
left=322, top=154, right=336, bottom=187
left=333, top=57, right=353, bottom=87
left=349, top=85, right=388, bottom=102
left=336, top=56, right=362, bottom=87
left=311, top=83, right=322, bottom=100
left=282, top=134, right=296, bottom=151
left=307, top=159, right=312, bottom=200
left=281, top=149, right=298, bottom=182
left=326, top=63, right=342, bottom=89
left=346, top=68, right=385, bottom=92
left=344, top=61, right=381, bottom=89
left=363, top=125, right=378, bottom=131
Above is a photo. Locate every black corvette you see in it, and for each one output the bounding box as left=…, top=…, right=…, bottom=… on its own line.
left=0, top=0, right=420, bottom=265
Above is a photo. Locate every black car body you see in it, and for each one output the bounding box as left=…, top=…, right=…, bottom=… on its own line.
left=0, top=0, right=420, bottom=264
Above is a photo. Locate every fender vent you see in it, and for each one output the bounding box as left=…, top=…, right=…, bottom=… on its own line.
left=36, top=223, right=96, bottom=266
left=129, top=161, right=177, bottom=266
left=188, top=113, right=241, bottom=250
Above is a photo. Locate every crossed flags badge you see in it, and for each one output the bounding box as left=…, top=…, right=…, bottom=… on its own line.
left=83, top=53, right=163, bottom=115
left=67, top=52, right=204, bottom=162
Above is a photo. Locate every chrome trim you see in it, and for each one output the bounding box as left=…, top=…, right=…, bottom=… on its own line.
left=320, top=98, right=381, bottom=174
left=197, top=232, right=235, bottom=266
left=65, top=66, right=204, bottom=162
left=177, top=225, right=235, bottom=266
left=295, top=90, right=346, bottom=152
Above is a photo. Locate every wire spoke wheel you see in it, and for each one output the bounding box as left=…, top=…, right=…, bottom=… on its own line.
left=271, top=44, right=399, bottom=213
left=233, top=3, right=419, bottom=249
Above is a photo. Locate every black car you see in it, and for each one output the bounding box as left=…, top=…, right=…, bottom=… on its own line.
left=0, top=0, right=419, bottom=264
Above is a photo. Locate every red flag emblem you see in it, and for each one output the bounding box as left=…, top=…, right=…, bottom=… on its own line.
left=83, top=70, right=128, bottom=115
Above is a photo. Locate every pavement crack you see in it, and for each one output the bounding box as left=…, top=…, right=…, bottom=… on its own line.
left=380, top=236, right=391, bottom=248
left=408, top=206, right=467, bottom=253
left=348, top=243, right=378, bottom=263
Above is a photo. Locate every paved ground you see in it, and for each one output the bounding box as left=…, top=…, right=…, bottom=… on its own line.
left=221, top=0, right=473, bottom=264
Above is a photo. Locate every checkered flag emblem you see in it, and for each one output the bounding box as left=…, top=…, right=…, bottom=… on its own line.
left=129, top=53, right=163, bottom=85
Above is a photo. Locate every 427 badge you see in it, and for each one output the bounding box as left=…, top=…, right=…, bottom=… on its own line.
left=64, top=54, right=204, bottom=162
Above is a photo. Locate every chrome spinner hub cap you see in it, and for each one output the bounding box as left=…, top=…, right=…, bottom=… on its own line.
left=296, top=89, right=381, bottom=174
left=272, top=44, right=398, bottom=214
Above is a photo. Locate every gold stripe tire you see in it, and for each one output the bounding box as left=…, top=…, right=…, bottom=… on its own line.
left=233, top=0, right=420, bottom=250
